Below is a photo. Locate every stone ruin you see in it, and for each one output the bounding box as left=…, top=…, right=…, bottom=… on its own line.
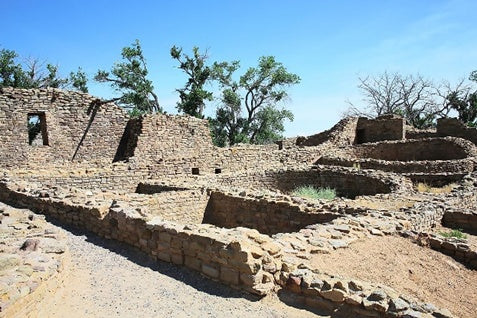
left=1, top=87, right=477, bottom=317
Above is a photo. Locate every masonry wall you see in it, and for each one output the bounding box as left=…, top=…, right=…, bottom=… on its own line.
left=437, top=117, right=477, bottom=145
left=127, top=188, right=210, bottom=224
left=203, top=192, right=341, bottom=235
left=353, top=137, right=474, bottom=161
left=0, top=180, right=282, bottom=296
left=295, top=117, right=358, bottom=147
left=442, top=210, right=477, bottom=234
left=0, top=87, right=129, bottom=167
left=130, top=114, right=215, bottom=164
left=216, top=167, right=405, bottom=199
left=355, top=115, right=405, bottom=144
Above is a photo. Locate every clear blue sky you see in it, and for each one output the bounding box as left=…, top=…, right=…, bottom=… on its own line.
left=1, top=0, right=476, bottom=137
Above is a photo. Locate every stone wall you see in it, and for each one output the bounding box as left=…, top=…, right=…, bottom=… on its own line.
left=126, top=188, right=210, bottom=224
left=129, top=113, right=215, bottom=165
left=355, top=115, right=405, bottom=144
left=203, top=192, right=341, bottom=235
left=0, top=179, right=282, bottom=296
left=317, top=156, right=474, bottom=175
left=442, top=209, right=477, bottom=234
left=296, top=117, right=358, bottom=147
left=353, top=137, right=475, bottom=161
left=0, top=87, right=129, bottom=167
left=216, top=166, right=408, bottom=199
left=437, top=117, right=477, bottom=144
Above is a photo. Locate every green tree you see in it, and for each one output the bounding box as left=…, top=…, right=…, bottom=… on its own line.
left=0, top=49, right=29, bottom=88
left=444, top=72, right=477, bottom=126
left=170, top=46, right=213, bottom=118
left=69, top=67, right=88, bottom=93
left=0, top=48, right=87, bottom=91
left=95, top=39, right=160, bottom=113
left=211, top=56, right=299, bottom=146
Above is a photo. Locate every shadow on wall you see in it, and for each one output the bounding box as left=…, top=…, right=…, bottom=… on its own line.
left=71, top=100, right=101, bottom=161
left=113, top=118, right=143, bottom=162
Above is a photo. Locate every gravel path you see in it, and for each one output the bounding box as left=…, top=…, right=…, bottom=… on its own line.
left=36, top=224, right=321, bottom=318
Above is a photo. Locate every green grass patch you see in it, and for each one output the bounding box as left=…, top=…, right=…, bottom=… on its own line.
left=291, top=185, right=337, bottom=200
left=438, top=228, right=467, bottom=239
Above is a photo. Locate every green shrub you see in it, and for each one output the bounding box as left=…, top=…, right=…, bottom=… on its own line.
left=438, top=229, right=467, bottom=239
left=291, top=185, right=336, bottom=200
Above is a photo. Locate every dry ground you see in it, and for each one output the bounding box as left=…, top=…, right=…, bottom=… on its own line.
left=34, top=225, right=321, bottom=318
left=311, top=235, right=477, bottom=318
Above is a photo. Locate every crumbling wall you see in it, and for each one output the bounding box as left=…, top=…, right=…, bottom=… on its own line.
left=0, top=87, right=129, bottom=167
left=216, top=166, right=408, bottom=199
left=0, top=180, right=282, bottom=296
left=353, top=137, right=474, bottom=161
left=437, top=117, right=477, bottom=145
left=355, top=115, right=405, bottom=144
left=203, top=191, right=340, bottom=235
left=295, top=117, right=358, bottom=147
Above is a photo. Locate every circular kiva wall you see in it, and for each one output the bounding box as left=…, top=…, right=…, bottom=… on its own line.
left=353, top=138, right=474, bottom=162
left=270, top=167, right=407, bottom=199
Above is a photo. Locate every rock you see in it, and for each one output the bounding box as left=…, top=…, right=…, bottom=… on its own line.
left=286, top=275, right=302, bottom=294
left=363, top=289, right=388, bottom=312
left=431, top=308, right=454, bottom=318
left=329, top=239, right=348, bottom=249
left=20, top=239, right=40, bottom=252
left=400, top=309, right=423, bottom=317
left=334, top=224, right=351, bottom=233
left=261, top=241, right=281, bottom=255
left=389, top=297, right=409, bottom=312
left=320, top=288, right=346, bottom=302
left=370, top=228, right=384, bottom=236
left=345, top=294, right=363, bottom=306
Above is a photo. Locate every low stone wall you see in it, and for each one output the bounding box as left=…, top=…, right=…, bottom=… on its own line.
left=278, top=266, right=452, bottom=318
left=437, top=117, right=477, bottom=145
left=216, top=166, right=409, bottom=199
left=442, top=210, right=477, bottom=234
left=0, top=180, right=282, bottom=296
left=203, top=192, right=342, bottom=235
left=353, top=137, right=475, bottom=162
left=402, top=202, right=446, bottom=232
left=121, top=189, right=210, bottom=225
left=405, top=129, right=437, bottom=139
left=427, top=234, right=477, bottom=269
left=317, top=156, right=474, bottom=175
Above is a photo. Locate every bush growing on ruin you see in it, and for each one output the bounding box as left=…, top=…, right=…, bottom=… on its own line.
left=291, top=186, right=336, bottom=200
left=438, top=229, right=467, bottom=239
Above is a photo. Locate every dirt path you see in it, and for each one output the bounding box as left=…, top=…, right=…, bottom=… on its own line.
left=35, top=225, right=320, bottom=318
left=311, top=235, right=477, bottom=318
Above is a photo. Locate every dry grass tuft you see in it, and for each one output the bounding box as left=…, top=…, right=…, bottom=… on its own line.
left=416, top=183, right=456, bottom=194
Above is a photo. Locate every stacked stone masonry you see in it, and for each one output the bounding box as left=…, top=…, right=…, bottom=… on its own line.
left=3, top=87, right=477, bottom=317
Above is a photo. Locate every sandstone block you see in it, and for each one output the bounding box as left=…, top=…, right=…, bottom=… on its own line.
left=220, top=266, right=239, bottom=285
left=202, top=263, right=219, bottom=279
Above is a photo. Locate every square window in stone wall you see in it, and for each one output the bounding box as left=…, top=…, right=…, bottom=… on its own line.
left=27, top=113, right=49, bottom=146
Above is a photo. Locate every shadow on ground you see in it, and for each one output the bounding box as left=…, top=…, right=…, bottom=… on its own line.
left=44, top=214, right=262, bottom=302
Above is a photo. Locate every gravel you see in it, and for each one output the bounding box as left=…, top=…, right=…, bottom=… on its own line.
left=36, top=224, right=321, bottom=318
